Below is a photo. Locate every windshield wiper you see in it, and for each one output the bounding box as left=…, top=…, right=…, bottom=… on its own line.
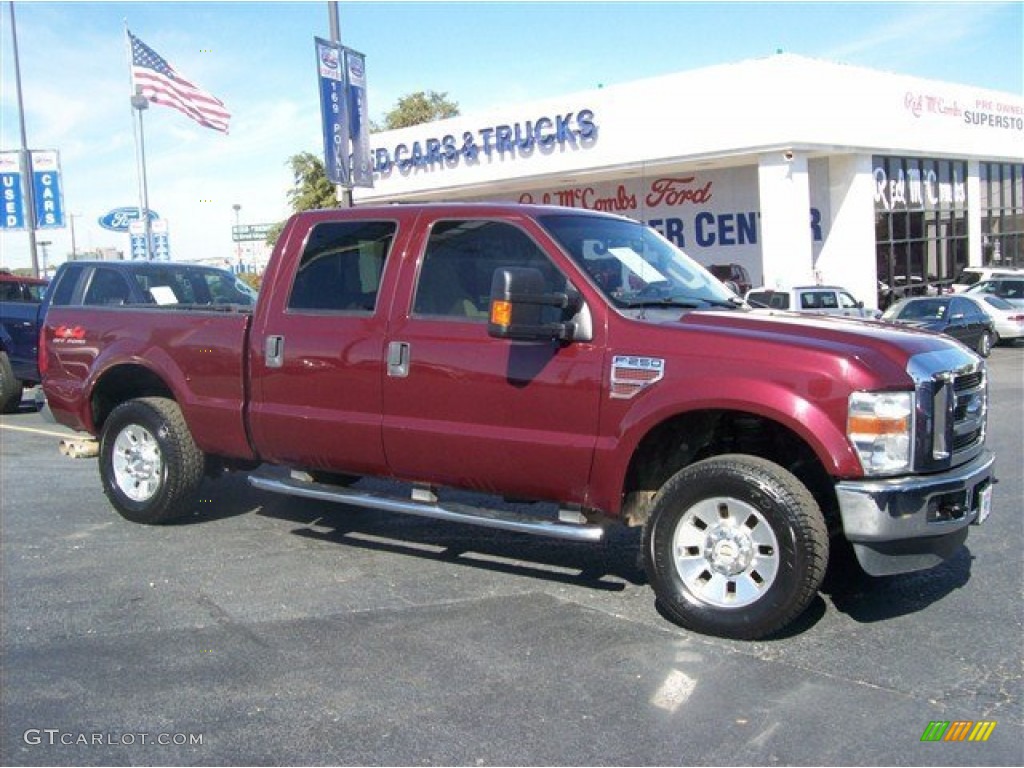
left=621, top=295, right=743, bottom=309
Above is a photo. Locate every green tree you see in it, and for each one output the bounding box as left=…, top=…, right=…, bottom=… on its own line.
left=266, top=92, right=460, bottom=249
left=265, top=151, right=337, bottom=247
left=383, top=90, right=459, bottom=129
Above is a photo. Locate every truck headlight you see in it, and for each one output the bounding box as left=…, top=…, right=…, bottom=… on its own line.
left=848, top=392, right=914, bottom=475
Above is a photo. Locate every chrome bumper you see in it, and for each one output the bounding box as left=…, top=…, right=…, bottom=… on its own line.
left=835, top=450, right=995, bottom=576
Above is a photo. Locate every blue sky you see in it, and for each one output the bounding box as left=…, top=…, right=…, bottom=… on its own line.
left=1, top=0, right=1021, bottom=271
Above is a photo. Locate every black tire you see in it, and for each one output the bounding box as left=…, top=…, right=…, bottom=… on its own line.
left=643, top=454, right=828, bottom=640
left=0, top=351, right=23, bottom=414
left=99, top=397, right=205, bottom=524
left=976, top=330, right=992, bottom=358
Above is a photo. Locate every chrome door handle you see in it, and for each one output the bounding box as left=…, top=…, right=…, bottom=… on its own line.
left=387, top=341, right=410, bottom=378
left=265, top=335, right=284, bottom=368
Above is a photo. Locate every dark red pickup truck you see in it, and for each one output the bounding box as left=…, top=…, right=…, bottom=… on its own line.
left=41, top=203, right=995, bottom=639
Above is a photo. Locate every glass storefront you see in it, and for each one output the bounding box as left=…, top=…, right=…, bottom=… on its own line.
left=873, top=156, right=968, bottom=309
left=980, top=162, right=1024, bottom=268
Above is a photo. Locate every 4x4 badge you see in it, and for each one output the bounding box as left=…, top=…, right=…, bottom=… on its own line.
left=611, top=355, right=665, bottom=399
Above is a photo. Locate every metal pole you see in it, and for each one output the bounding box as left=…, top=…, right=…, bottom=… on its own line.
left=8, top=1, right=40, bottom=277
left=69, top=213, right=77, bottom=258
left=327, top=1, right=353, bottom=208
left=131, top=93, right=153, bottom=260
left=233, top=203, right=241, bottom=270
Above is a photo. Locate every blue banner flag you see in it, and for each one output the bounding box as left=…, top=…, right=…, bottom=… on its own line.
left=315, top=37, right=350, bottom=186
left=345, top=48, right=373, bottom=188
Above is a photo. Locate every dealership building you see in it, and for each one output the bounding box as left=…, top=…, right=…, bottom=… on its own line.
left=354, top=53, right=1024, bottom=309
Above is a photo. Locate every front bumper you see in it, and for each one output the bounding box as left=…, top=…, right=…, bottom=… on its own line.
left=835, top=450, right=995, bottom=576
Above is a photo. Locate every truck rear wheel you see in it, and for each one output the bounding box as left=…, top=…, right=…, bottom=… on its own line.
left=99, top=397, right=205, bottom=524
left=0, top=351, right=22, bottom=414
left=643, top=455, right=828, bottom=640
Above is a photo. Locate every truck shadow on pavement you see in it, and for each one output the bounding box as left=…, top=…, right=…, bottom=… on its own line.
left=172, top=471, right=974, bottom=635
left=820, top=539, right=973, bottom=625
left=257, top=491, right=648, bottom=594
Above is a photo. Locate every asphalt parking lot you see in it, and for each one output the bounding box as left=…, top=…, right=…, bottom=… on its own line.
left=1, top=348, right=1022, bottom=766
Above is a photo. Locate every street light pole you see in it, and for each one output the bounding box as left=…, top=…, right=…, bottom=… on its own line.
left=38, top=239, right=51, bottom=276
left=328, top=1, right=353, bottom=208
left=232, top=203, right=242, bottom=272
left=69, top=213, right=79, bottom=260
left=8, top=1, right=40, bottom=276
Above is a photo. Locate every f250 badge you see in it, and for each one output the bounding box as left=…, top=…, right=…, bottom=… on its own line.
left=610, top=355, right=665, bottom=399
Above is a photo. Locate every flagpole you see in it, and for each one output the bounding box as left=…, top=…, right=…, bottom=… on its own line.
left=124, top=23, right=152, bottom=259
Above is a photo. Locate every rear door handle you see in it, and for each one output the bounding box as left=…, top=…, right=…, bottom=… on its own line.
left=387, top=341, right=410, bottom=378
left=265, top=335, right=284, bottom=368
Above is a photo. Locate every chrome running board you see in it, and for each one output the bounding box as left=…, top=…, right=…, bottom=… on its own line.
left=248, top=474, right=605, bottom=543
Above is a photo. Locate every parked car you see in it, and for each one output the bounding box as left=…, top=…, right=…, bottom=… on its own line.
left=951, top=265, right=1024, bottom=292
left=708, top=263, right=752, bottom=296
left=966, top=293, right=1024, bottom=345
left=745, top=285, right=879, bottom=318
left=881, top=295, right=995, bottom=357
left=0, top=271, right=49, bottom=413
left=964, top=277, right=1024, bottom=308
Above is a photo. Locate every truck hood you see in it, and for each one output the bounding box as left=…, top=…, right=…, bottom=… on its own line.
left=633, top=307, right=972, bottom=388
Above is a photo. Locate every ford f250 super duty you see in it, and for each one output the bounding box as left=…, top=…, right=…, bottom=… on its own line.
left=40, top=203, right=995, bottom=639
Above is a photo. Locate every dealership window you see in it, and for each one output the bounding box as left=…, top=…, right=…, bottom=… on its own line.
left=980, top=162, right=1024, bottom=268
left=873, top=156, right=968, bottom=308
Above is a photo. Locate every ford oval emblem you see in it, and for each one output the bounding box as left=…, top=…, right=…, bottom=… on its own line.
left=98, top=207, right=159, bottom=233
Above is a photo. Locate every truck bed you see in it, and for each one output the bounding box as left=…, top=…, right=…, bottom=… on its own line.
left=43, top=305, right=255, bottom=461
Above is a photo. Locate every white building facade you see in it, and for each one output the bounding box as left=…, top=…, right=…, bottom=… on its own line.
left=354, top=54, right=1023, bottom=309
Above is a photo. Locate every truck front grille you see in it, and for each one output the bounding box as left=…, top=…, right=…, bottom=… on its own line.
left=922, top=362, right=987, bottom=470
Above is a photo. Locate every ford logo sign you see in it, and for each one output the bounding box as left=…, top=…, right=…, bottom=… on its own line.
left=348, top=56, right=364, bottom=78
left=98, top=207, right=159, bottom=232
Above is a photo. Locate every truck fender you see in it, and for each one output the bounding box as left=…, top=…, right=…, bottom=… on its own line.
left=590, top=376, right=862, bottom=516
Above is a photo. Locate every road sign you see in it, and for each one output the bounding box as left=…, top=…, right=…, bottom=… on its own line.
left=232, top=222, right=275, bottom=242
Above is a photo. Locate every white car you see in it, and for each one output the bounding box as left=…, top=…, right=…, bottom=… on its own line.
left=745, top=285, right=880, bottom=318
left=964, top=278, right=1024, bottom=309
left=965, top=293, right=1024, bottom=344
left=951, top=265, right=1024, bottom=292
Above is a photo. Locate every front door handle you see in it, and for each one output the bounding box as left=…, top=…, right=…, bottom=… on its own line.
left=387, top=341, right=410, bottom=378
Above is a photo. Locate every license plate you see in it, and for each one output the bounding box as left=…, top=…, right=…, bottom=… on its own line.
left=974, top=484, right=993, bottom=525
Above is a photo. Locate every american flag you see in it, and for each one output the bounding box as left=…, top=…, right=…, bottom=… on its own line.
left=129, top=30, right=230, bottom=134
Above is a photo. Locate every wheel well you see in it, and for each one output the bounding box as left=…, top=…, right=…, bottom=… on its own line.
left=91, top=365, right=174, bottom=432
left=620, top=409, right=839, bottom=531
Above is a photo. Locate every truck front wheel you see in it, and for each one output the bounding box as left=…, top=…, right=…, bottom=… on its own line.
left=99, top=397, right=205, bottom=524
left=643, top=455, right=828, bottom=640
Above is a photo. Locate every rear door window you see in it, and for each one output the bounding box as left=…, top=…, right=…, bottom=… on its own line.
left=288, top=221, right=396, bottom=313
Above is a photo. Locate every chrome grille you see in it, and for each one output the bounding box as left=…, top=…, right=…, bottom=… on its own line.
left=908, top=349, right=988, bottom=473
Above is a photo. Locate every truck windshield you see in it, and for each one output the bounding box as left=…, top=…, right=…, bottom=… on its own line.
left=538, top=213, right=740, bottom=309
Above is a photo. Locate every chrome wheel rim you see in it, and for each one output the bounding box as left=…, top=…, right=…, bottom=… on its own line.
left=111, top=424, right=163, bottom=502
left=672, top=497, right=780, bottom=608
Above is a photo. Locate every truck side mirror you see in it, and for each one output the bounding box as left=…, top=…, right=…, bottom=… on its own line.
left=487, top=267, right=581, bottom=342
